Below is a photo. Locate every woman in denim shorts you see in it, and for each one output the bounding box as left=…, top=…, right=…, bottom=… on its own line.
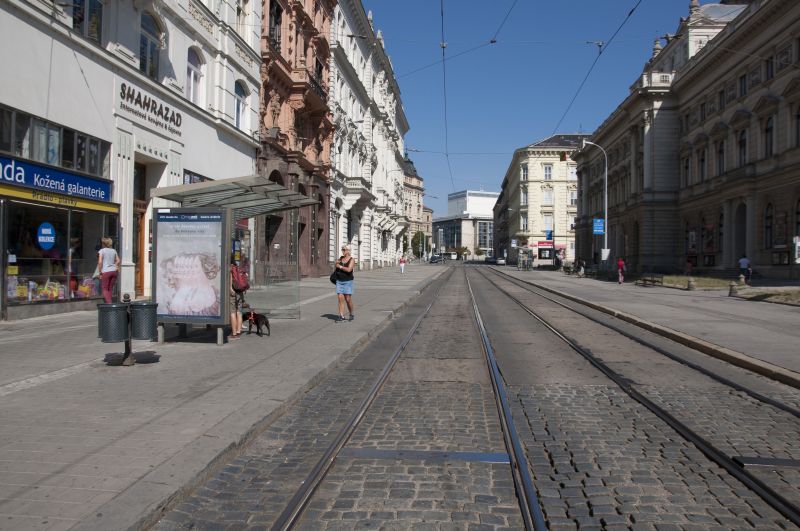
left=334, top=245, right=355, bottom=322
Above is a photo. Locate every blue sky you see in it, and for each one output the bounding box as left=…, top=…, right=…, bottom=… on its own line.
left=361, top=0, right=698, bottom=216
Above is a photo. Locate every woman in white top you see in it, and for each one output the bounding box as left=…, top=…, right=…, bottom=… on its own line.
left=97, top=237, right=120, bottom=303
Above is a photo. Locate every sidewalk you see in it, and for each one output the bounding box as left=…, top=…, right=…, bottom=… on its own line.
left=499, top=268, right=800, bottom=384
left=0, top=263, right=445, bottom=531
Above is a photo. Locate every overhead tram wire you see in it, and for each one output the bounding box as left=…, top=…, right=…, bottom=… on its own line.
left=550, top=0, right=644, bottom=136
left=439, top=0, right=457, bottom=192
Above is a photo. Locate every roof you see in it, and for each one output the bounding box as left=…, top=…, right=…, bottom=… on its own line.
left=528, top=134, right=591, bottom=149
left=151, top=174, right=319, bottom=221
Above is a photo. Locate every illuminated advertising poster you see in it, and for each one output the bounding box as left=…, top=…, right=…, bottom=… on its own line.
left=153, top=209, right=227, bottom=323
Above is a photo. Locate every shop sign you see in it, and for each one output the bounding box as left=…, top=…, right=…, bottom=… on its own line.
left=537, top=241, right=554, bottom=247
left=37, top=222, right=56, bottom=250
left=118, top=82, right=183, bottom=138
left=0, top=155, right=111, bottom=201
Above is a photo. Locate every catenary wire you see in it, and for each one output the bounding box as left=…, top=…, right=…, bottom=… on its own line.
left=551, top=0, right=644, bottom=135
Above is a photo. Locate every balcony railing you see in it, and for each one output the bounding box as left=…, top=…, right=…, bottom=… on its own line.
left=308, top=74, right=327, bottom=102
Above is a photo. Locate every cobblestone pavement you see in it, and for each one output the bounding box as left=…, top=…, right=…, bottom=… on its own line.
left=490, top=272, right=800, bottom=514
left=155, top=267, right=525, bottom=530
left=469, top=268, right=795, bottom=529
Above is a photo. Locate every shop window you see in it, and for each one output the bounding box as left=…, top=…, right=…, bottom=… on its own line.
left=31, top=119, right=61, bottom=166
left=139, top=13, right=161, bottom=81
left=0, top=107, right=11, bottom=153
left=5, top=201, right=118, bottom=305
left=76, top=133, right=87, bottom=172
left=12, top=114, right=30, bottom=158
left=72, top=0, right=103, bottom=45
left=186, top=48, right=203, bottom=104
left=61, top=129, right=75, bottom=168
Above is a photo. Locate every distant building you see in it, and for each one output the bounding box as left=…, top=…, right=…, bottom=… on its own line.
left=433, top=190, right=499, bottom=259
left=495, top=134, right=588, bottom=264
left=402, top=157, right=429, bottom=254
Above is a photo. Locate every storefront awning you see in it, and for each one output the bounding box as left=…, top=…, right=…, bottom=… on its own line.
left=151, top=174, right=319, bottom=220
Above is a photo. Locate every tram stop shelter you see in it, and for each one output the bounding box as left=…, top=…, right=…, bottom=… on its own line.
left=151, top=174, right=318, bottom=329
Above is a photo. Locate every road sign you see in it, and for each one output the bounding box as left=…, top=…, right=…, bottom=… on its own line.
left=511, top=239, right=517, bottom=248
left=593, top=218, right=605, bottom=235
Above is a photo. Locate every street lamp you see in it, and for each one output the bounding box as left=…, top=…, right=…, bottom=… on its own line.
left=581, top=139, right=610, bottom=262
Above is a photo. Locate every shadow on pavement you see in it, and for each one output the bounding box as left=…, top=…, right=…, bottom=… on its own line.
left=103, top=351, right=160, bottom=365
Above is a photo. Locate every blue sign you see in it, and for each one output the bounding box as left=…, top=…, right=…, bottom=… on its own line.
left=593, top=218, right=605, bottom=235
left=0, top=155, right=112, bottom=202
left=545, top=230, right=553, bottom=241
left=37, top=222, right=56, bottom=250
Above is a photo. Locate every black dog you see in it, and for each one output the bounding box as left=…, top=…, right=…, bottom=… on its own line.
left=243, top=309, right=270, bottom=337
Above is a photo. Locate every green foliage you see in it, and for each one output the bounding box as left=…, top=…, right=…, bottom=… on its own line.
left=411, top=231, right=426, bottom=258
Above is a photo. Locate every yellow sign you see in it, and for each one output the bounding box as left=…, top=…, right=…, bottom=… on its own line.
left=7, top=265, right=18, bottom=275
left=0, top=184, right=119, bottom=213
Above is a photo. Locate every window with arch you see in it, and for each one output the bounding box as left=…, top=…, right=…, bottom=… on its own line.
left=764, top=203, right=773, bottom=249
left=716, top=140, right=725, bottom=175
left=234, top=81, right=248, bottom=129
left=738, top=129, right=748, bottom=166
left=139, top=13, right=161, bottom=81
left=186, top=48, right=203, bottom=104
left=764, top=116, right=774, bottom=158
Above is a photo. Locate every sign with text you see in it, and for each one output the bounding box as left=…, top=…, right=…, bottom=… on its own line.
left=0, top=155, right=111, bottom=201
left=593, top=218, right=605, bottom=235
left=118, top=81, right=183, bottom=138
left=153, top=209, right=229, bottom=324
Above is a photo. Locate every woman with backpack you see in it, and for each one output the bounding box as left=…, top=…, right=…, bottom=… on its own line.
left=229, top=258, right=246, bottom=339
left=334, top=245, right=355, bottom=322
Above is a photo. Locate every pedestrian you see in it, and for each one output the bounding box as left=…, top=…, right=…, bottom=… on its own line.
left=577, top=258, right=585, bottom=278
left=97, top=237, right=120, bottom=303
left=738, top=254, right=751, bottom=278
left=745, top=265, right=753, bottom=286
left=616, top=256, right=626, bottom=285
left=334, top=245, right=355, bottom=322
left=229, top=258, right=243, bottom=340
left=399, top=255, right=406, bottom=274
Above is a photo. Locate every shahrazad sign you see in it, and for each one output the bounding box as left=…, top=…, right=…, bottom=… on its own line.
left=117, top=81, right=183, bottom=138
left=153, top=210, right=227, bottom=323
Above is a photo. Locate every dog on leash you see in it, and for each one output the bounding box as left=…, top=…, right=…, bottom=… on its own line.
left=243, top=307, right=270, bottom=337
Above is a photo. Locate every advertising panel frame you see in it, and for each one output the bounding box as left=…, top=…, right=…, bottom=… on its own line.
left=151, top=207, right=230, bottom=326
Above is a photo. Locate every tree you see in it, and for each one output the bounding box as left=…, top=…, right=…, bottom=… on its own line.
left=411, top=231, right=426, bottom=258
left=474, top=247, right=485, bottom=256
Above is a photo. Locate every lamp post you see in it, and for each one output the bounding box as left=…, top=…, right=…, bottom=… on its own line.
left=582, top=139, right=610, bottom=262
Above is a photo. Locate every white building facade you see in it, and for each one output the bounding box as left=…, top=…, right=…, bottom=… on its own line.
left=433, top=190, right=498, bottom=259
left=0, top=0, right=261, bottom=319
left=328, top=1, right=410, bottom=269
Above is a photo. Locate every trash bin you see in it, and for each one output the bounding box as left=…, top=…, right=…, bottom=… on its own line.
left=130, top=301, right=158, bottom=340
left=97, top=303, right=130, bottom=343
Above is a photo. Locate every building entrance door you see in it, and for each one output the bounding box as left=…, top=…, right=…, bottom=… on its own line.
left=133, top=163, right=147, bottom=297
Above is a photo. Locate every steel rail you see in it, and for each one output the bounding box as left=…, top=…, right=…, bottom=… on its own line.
left=465, top=271, right=548, bottom=531
left=478, top=268, right=800, bottom=527
left=270, top=268, right=455, bottom=531
left=488, top=268, right=800, bottom=420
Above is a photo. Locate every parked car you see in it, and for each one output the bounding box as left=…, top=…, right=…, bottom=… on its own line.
left=429, top=255, right=443, bottom=264
left=485, top=257, right=497, bottom=264
left=496, top=257, right=506, bottom=265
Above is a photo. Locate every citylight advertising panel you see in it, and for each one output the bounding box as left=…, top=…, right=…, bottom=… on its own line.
left=152, top=208, right=229, bottom=324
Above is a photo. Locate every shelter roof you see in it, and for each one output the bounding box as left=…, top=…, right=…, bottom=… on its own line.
left=151, top=174, right=319, bottom=221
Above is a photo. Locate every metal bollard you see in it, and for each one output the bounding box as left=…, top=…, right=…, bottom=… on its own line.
left=729, top=282, right=738, bottom=297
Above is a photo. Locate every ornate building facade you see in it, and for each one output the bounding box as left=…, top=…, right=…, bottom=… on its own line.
left=328, top=1, right=409, bottom=269
left=571, top=1, right=763, bottom=274
left=402, top=156, right=429, bottom=254
left=257, top=0, right=335, bottom=279
left=495, top=135, right=586, bottom=264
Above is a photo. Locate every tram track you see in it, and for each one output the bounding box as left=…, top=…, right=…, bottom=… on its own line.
left=475, top=266, right=800, bottom=527
left=270, top=266, right=545, bottom=530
